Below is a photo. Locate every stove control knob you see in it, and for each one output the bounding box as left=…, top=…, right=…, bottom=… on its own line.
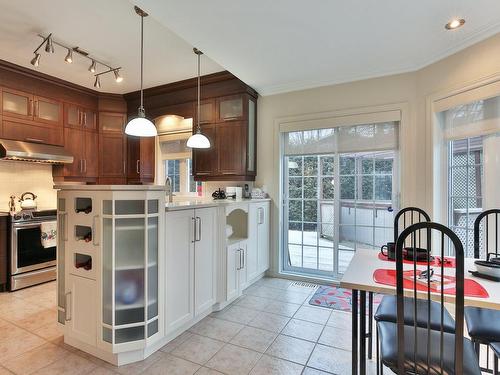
left=14, top=214, right=21, bottom=220
left=23, top=213, right=31, bottom=220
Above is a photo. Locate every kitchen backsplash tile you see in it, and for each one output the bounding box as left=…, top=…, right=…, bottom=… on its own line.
left=0, top=161, right=56, bottom=211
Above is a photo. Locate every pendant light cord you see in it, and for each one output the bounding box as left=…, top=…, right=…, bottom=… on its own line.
left=197, top=52, right=201, bottom=133
left=140, top=14, right=144, bottom=114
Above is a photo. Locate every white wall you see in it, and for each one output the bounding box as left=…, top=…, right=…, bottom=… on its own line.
left=0, top=161, right=57, bottom=212
left=258, top=32, right=500, bottom=275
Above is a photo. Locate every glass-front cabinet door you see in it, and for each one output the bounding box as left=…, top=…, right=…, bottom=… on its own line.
left=34, top=96, right=62, bottom=126
left=101, top=196, right=160, bottom=350
left=1, top=88, right=33, bottom=120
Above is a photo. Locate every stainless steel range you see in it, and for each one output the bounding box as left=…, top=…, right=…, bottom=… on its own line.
left=10, top=209, right=57, bottom=290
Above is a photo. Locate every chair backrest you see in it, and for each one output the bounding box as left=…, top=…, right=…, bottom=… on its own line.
left=473, top=209, right=500, bottom=259
left=394, top=207, right=431, bottom=244
left=395, top=221, right=465, bottom=375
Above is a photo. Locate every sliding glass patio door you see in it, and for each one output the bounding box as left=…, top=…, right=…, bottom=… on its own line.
left=282, top=123, right=399, bottom=279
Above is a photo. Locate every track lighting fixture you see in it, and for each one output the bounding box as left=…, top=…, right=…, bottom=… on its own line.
left=114, top=69, right=123, bottom=83
left=44, top=34, right=54, bottom=53
left=64, top=48, right=73, bottom=63
left=30, top=53, right=41, bottom=67
left=88, top=60, right=96, bottom=73
left=30, top=33, right=123, bottom=89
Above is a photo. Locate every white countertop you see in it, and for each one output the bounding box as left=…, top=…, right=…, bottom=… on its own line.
left=166, top=198, right=271, bottom=211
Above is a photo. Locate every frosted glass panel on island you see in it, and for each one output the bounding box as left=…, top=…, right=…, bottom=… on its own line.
left=148, top=320, right=158, bottom=338
left=115, top=200, right=144, bottom=215
left=148, top=200, right=158, bottom=214
left=115, top=326, right=144, bottom=344
left=103, top=200, right=112, bottom=215
left=103, top=218, right=113, bottom=325
left=147, top=217, right=158, bottom=320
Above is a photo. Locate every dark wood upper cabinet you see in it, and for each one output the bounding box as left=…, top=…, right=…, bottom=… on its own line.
left=33, top=95, right=62, bottom=126
left=192, top=124, right=217, bottom=176
left=217, top=95, right=244, bottom=122
left=99, top=132, right=126, bottom=179
left=99, top=112, right=125, bottom=133
left=216, top=122, right=245, bottom=175
left=65, top=104, right=97, bottom=131
left=199, top=99, right=216, bottom=124
left=127, top=136, right=155, bottom=184
left=1, top=88, right=32, bottom=121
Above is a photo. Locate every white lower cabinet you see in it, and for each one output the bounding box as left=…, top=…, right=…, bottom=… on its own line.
left=247, top=201, right=270, bottom=282
left=226, top=241, right=247, bottom=301
left=166, top=207, right=216, bottom=336
left=65, top=274, right=97, bottom=347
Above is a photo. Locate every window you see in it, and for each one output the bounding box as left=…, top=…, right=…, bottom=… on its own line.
left=282, top=122, right=399, bottom=279
left=164, top=159, right=200, bottom=195
left=447, top=137, right=483, bottom=257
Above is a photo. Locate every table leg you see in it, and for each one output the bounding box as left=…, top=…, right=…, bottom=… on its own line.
left=360, top=291, right=367, bottom=375
left=352, top=289, right=358, bottom=375
left=368, top=292, right=373, bottom=360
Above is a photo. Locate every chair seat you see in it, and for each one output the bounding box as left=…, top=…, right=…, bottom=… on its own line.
left=378, top=321, right=481, bottom=375
left=375, top=295, right=456, bottom=333
left=464, top=307, right=500, bottom=343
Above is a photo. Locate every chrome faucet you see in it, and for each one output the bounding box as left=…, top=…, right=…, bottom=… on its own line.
left=165, top=176, right=173, bottom=203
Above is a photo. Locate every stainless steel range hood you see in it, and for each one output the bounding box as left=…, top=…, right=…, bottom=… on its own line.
left=0, top=139, right=73, bottom=164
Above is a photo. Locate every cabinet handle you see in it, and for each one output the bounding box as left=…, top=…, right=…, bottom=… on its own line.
left=78, top=110, right=82, bottom=125
left=28, top=100, right=33, bottom=116
left=83, top=112, right=87, bottom=126
left=25, top=137, right=44, bottom=144
left=136, top=160, right=140, bottom=174
left=241, top=249, right=245, bottom=269
left=196, top=217, right=201, bottom=242
left=221, top=172, right=235, bottom=175
left=223, top=116, right=239, bottom=121
left=236, top=249, right=241, bottom=270
left=123, top=161, right=126, bottom=174
left=84, top=159, right=87, bottom=173
left=79, top=160, right=83, bottom=173
left=34, top=101, right=39, bottom=117
left=65, top=291, right=72, bottom=321
left=192, top=217, right=196, bottom=243
left=92, top=215, right=100, bottom=246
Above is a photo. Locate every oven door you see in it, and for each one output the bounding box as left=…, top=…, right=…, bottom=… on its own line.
left=11, top=221, right=57, bottom=275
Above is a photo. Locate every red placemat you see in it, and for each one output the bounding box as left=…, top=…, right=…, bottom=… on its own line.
left=373, top=269, right=489, bottom=298
left=378, top=253, right=456, bottom=268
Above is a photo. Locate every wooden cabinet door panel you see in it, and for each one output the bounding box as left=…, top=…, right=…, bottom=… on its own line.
left=82, top=108, right=97, bottom=131
left=34, top=96, right=62, bottom=126
left=194, top=208, right=215, bottom=315
left=199, top=99, right=215, bottom=125
left=192, top=124, right=216, bottom=177
left=216, top=122, right=245, bottom=176
left=217, top=95, right=244, bottom=122
left=139, top=137, right=155, bottom=181
left=1, top=88, right=33, bottom=121
left=127, top=136, right=140, bottom=179
left=63, top=128, right=84, bottom=176
left=84, top=131, right=99, bottom=177
left=99, top=134, right=126, bottom=178
left=99, top=112, right=125, bottom=133
left=64, top=104, right=81, bottom=128
left=2, top=119, right=63, bottom=146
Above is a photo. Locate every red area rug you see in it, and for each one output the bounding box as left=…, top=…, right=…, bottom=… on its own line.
left=309, top=285, right=383, bottom=312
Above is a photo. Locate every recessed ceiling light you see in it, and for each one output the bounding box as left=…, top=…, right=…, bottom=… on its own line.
left=445, top=18, right=465, bottom=30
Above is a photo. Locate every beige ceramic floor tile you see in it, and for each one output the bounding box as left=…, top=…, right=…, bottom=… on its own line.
left=0, top=367, right=14, bottom=375
left=265, top=335, right=315, bottom=365
left=189, top=317, right=243, bottom=342
left=250, top=355, right=303, bottom=375
left=32, top=320, right=63, bottom=341
left=0, top=300, right=46, bottom=320
left=230, top=326, right=277, bottom=353
left=326, top=310, right=352, bottom=328
left=302, top=367, right=331, bottom=375
left=246, top=286, right=281, bottom=299
left=255, top=278, right=293, bottom=290
left=172, top=334, right=224, bottom=365
left=36, top=353, right=97, bottom=375
left=0, top=330, right=45, bottom=361
left=273, top=291, right=309, bottom=304
left=261, top=301, right=301, bottom=317
left=16, top=308, right=57, bottom=332
left=142, top=354, right=200, bottom=375
left=3, top=342, right=68, bottom=375
left=0, top=322, right=30, bottom=344
left=194, top=367, right=224, bottom=374
left=160, top=331, right=194, bottom=353
left=247, top=312, right=289, bottom=333
left=280, top=319, right=324, bottom=342
left=307, top=344, right=352, bottom=374
left=235, top=295, right=272, bottom=311
left=212, top=305, right=259, bottom=325
left=318, top=325, right=351, bottom=351
left=293, top=305, right=331, bottom=325
left=106, top=350, right=163, bottom=375
left=205, top=344, right=261, bottom=375
left=87, top=367, right=118, bottom=375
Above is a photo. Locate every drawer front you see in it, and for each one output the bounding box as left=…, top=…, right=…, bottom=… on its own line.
left=2, top=120, right=63, bottom=146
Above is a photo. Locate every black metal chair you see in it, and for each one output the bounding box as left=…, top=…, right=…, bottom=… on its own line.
left=375, top=208, right=456, bottom=374
left=492, top=342, right=500, bottom=375
left=378, top=221, right=481, bottom=374
left=464, top=209, right=500, bottom=371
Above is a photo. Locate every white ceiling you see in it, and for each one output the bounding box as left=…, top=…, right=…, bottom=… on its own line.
left=0, top=0, right=224, bottom=94
left=136, top=0, right=500, bottom=95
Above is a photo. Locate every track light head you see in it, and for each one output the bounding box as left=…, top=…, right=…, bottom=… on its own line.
left=44, top=35, right=54, bottom=53
left=114, top=69, right=123, bottom=83
left=64, top=49, right=73, bottom=63
left=88, top=60, right=96, bottom=73
left=94, top=75, right=101, bottom=88
left=30, top=53, right=41, bottom=67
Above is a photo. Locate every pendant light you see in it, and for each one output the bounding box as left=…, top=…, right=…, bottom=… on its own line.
left=125, top=6, right=157, bottom=137
left=187, top=48, right=211, bottom=149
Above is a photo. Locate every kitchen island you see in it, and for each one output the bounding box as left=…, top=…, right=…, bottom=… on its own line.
left=55, top=185, right=271, bottom=366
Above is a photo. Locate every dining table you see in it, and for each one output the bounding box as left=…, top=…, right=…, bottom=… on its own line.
left=340, top=248, right=500, bottom=375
